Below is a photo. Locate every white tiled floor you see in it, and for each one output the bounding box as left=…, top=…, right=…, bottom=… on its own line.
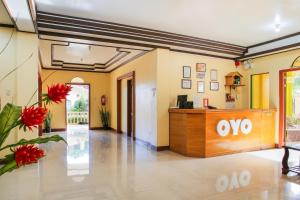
left=1, top=125, right=300, bottom=200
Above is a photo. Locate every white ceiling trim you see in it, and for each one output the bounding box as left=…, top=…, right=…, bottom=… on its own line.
left=2, top=0, right=35, bottom=32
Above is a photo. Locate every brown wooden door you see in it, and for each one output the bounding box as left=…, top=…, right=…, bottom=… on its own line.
left=127, top=79, right=133, bottom=137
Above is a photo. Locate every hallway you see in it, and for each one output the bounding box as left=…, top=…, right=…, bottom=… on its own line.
left=0, top=127, right=300, bottom=200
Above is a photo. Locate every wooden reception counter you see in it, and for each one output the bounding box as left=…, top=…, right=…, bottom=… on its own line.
left=169, top=108, right=276, bottom=157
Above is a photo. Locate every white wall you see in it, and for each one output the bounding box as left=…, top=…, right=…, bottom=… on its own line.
left=0, top=27, right=39, bottom=155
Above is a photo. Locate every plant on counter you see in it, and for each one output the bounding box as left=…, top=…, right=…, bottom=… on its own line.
left=0, top=83, right=72, bottom=176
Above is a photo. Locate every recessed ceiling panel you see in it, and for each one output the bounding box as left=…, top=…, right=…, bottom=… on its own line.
left=39, top=39, right=150, bottom=72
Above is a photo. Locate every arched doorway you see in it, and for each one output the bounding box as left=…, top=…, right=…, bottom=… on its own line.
left=66, top=77, right=90, bottom=130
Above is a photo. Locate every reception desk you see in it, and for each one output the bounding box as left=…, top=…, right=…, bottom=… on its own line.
left=169, top=108, right=276, bottom=157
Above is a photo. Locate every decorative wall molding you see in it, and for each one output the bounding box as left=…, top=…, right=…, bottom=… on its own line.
left=36, top=11, right=247, bottom=58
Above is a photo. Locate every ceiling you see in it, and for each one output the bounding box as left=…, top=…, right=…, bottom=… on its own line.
left=0, top=1, right=13, bottom=25
left=36, top=0, right=300, bottom=47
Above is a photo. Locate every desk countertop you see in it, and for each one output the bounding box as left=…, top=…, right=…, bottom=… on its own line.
left=168, top=108, right=277, bottom=113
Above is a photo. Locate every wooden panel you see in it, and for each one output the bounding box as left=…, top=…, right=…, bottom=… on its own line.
left=169, top=108, right=276, bottom=157
left=169, top=113, right=188, bottom=155
left=186, top=114, right=205, bottom=157
left=260, top=110, right=276, bottom=148
left=205, top=111, right=262, bottom=157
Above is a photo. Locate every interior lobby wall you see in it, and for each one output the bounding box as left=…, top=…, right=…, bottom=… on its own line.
left=0, top=27, right=39, bottom=155
left=41, top=70, right=110, bottom=129
left=109, top=50, right=158, bottom=146
left=243, top=48, right=300, bottom=143
left=155, top=49, right=247, bottom=147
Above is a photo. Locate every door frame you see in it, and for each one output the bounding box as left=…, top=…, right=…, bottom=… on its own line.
left=38, top=72, right=43, bottom=136
left=65, top=83, right=91, bottom=130
left=117, top=71, right=136, bottom=139
left=279, top=68, right=300, bottom=147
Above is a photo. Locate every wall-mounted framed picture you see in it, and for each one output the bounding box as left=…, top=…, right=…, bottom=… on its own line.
left=210, top=69, right=218, bottom=81
left=196, top=72, right=205, bottom=79
left=182, top=79, right=192, bottom=89
left=197, top=81, right=205, bottom=93
left=210, top=82, right=219, bottom=91
left=196, top=63, right=206, bottom=72
left=183, top=66, right=191, bottom=78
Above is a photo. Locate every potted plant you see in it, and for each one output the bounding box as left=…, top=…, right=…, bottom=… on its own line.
left=99, top=106, right=110, bottom=129
left=99, top=95, right=110, bottom=129
left=44, top=111, right=52, bottom=133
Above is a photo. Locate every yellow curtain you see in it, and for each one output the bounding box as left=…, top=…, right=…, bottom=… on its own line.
left=286, top=72, right=294, bottom=117
left=251, top=73, right=269, bottom=109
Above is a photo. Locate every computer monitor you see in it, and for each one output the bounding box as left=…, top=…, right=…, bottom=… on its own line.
left=177, top=95, right=188, bottom=108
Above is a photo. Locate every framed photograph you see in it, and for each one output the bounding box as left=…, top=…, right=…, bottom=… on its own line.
left=196, top=72, right=205, bottom=79
left=183, top=66, right=191, bottom=78
left=210, top=82, right=219, bottom=91
left=196, top=63, right=206, bottom=72
left=197, top=81, right=205, bottom=93
left=210, top=69, right=218, bottom=81
left=182, top=79, right=192, bottom=89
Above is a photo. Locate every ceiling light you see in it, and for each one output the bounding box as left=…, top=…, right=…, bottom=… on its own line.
left=275, top=14, right=280, bottom=23
left=275, top=24, right=280, bottom=32
left=274, top=14, right=281, bottom=33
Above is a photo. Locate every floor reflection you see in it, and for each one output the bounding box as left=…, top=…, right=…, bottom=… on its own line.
left=0, top=128, right=300, bottom=199
left=66, top=125, right=89, bottom=177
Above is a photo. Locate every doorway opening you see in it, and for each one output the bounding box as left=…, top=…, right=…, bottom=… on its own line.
left=66, top=83, right=90, bottom=130
left=117, top=71, right=135, bottom=139
left=250, top=73, right=270, bottom=109
left=279, top=69, right=300, bottom=146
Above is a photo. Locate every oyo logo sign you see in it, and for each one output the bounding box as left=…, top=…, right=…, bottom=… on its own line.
left=216, top=119, right=252, bottom=136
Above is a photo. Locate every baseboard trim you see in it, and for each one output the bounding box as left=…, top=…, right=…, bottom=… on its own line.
left=134, top=137, right=169, bottom=151
left=43, top=128, right=66, bottom=133
left=89, top=127, right=113, bottom=130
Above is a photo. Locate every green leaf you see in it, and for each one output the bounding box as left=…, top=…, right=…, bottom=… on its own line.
left=0, top=160, right=17, bottom=176
left=0, top=103, right=21, bottom=147
left=0, top=135, right=66, bottom=152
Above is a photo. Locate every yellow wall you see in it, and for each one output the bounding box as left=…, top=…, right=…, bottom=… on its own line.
left=243, top=48, right=300, bottom=143
left=41, top=70, right=110, bottom=129
left=109, top=48, right=247, bottom=147
left=110, top=50, right=158, bottom=145
left=0, top=27, right=39, bottom=156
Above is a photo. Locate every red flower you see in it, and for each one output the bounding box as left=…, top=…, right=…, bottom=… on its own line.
left=15, top=145, right=45, bottom=167
left=20, top=106, right=47, bottom=131
left=45, top=84, right=72, bottom=104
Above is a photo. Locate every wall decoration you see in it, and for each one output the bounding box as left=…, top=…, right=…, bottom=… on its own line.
left=197, top=81, right=205, bottom=93
left=183, top=66, right=191, bottom=78
left=210, top=69, right=218, bottom=81
left=182, top=79, right=192, bottom=89
left=210, top=82, right=219, bottom=91
left=196, top=72, right=205, bottom=79
left=196, top=63, right=206, bottom=72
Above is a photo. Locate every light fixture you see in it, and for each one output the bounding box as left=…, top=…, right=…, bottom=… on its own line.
left=274, top=14, right=281, bottom=32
